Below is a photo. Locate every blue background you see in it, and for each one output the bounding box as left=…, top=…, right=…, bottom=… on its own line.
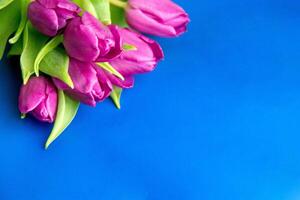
left=1, top=0, right=300, bottom=199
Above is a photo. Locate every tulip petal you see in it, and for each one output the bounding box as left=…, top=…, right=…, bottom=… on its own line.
left=31, top=101, right=52, bottom=122
left=38, top=0, right=58, bottom=9
left=94, top=66, right=113, bottom=100
left=106, top=72, right=134, bottom=89
left=64, top=17, right=100, bottom=62
left=126, top=0, right=189, bottom=37
left=53, top=59, right=108, bottom=106
left=45, top=81, right=58, bottom=122
left=19, top=77, right=58, bottom=123
left=19, top=77, right=47, bottom=114
left=28, top=2, right=59, bottom=36
left=68, top=59, right=99, bottom=93
left=98, top=24, right=123, bottom=62
left=110, top=28, right=164, bottom=76
left=126, top=8, right=176, bottom=37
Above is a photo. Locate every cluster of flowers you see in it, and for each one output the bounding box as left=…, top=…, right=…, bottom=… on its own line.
left=0, top=0, right=189, bottom=147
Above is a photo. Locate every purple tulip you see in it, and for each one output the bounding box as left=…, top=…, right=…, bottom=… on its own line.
left=110, top=28, right=164, bottom=77
left=19, top=76, right=58, bottom=123
left=28, top=0, right=80, bottom=36
left=105, top=72, right=135, bottom=89
left=125, top=0, right=190, bottom=37
left=53, top=59, right=113, bottom=107
left=63, top=12, right=123, bottom=62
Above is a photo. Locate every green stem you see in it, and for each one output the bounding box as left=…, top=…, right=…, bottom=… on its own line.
left=109, top=0, right=127, bottom=9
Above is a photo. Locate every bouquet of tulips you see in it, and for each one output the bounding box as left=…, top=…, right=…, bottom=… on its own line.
left=0, top=0, right=189, bottom=148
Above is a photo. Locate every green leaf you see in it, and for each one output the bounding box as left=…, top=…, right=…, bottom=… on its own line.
left=45, top=90, right=80, bottom=149
left=110, top=4, right=128, bottom=27
left=21, top=22, right=49, bottom=84
left=0, top=0, right=14, bottom=10
left=0, top=0, right=21, bottom=59
left=73, top=0, right=98, bottom=18
left=39, top=47, right=74, bottom=88
left=110, top=86, right=122, bottom=109
left=73, top=0, right=111, bottom=24
left=7, top=35, right=23, bottom=56
left=123, top=43, right=137, bottom=51
left=97, top=62, right=124, bottom=81
left=34, top=35, right=63, bottom=76
left=9, top=0, right=29, bottom=44
left=90, top=0, right=111, bottom=24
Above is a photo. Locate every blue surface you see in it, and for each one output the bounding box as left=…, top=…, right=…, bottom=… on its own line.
left=1, top=0, right=300, bottom=199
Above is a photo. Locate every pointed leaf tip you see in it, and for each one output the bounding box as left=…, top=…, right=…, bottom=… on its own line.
left=34, top=35, right=63, bottom=76
left=110, top=86, right=122, bottom=109
left=9, top=0, right=29, bottom=44
left=45, top=91, right=79, bottom=149
left=39, top=47, right=74, bottom=88
left=97, top=62, right=125, bottom=81
left=20, top=22, right=49, bottom=84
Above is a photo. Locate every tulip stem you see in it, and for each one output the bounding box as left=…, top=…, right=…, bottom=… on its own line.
left=109, top=0, right=127, bottom=9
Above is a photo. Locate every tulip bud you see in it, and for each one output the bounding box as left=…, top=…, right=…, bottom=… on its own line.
left=125, top=0, right=190, bottom=37
left=53, top=59, right=113, bottom=107
left=28, top=0, right=80, bottom=36
left=110, top=28, right=164, bottom=77
left=63, top=12, right=123, bottom=62
left=19, top=76, right=58, bottom=123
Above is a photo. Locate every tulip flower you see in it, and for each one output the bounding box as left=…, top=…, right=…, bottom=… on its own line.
left=104, top=71, right=135, bottom=89
left=122, top=0, right=189, bottom=37
left=110, top=28, right=164, bottom=77
left=63, top=12, right=122, bottom=62
left=53, top=59, right=113, bottom=106
left=28, top=0, right=80, bottom=36
left=19, top=76, right=58, bottom=123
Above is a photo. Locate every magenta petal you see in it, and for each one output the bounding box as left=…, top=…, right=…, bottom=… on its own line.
left=126, top=8, right=177, bottom=37
left=63, top=17, right=100, bottom=62
left=96, top=25, right=122, bottom=62
left=28, top=2, right=59, bottom=36
left=68, top=59, right=99, bottom=93
left=19, top=76, right=58, bottom=123
left=129, top=0, right=188, bottom=23
left=57, top=1, right=80, bottom=14
left=105, top=72, right=135, bottom=89
left=126, top=0, right=189, bottom=37
left=53, top=59, right=113, bottom=106
left=31, top=102, right=52, bottom=122
left=65, top=90, right=102, bottom=107
left=110, top=28, right=164, bottom=76
left=94, top=66, right=113, bottom=100
left=37, top=0, right=58, bottom=9
left=45, top=81, right=58, bottom=122
left=64, top=12, right=123, bottom=62
left=28, top=0, right=80, bottom=36
left=19, top=77, right=47, bottom=114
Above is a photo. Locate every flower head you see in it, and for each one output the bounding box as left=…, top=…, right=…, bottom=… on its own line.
left=110, top=28, right=164, bottom=76
left=53, top=59, right=113, bottom=106
left=125, top=0, right=190, bottom=37
left=63, top=12, right=122, bottom=62
left=28, top=0, right=80, bottom=36
left=19, top=76, right=58, bottom=123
